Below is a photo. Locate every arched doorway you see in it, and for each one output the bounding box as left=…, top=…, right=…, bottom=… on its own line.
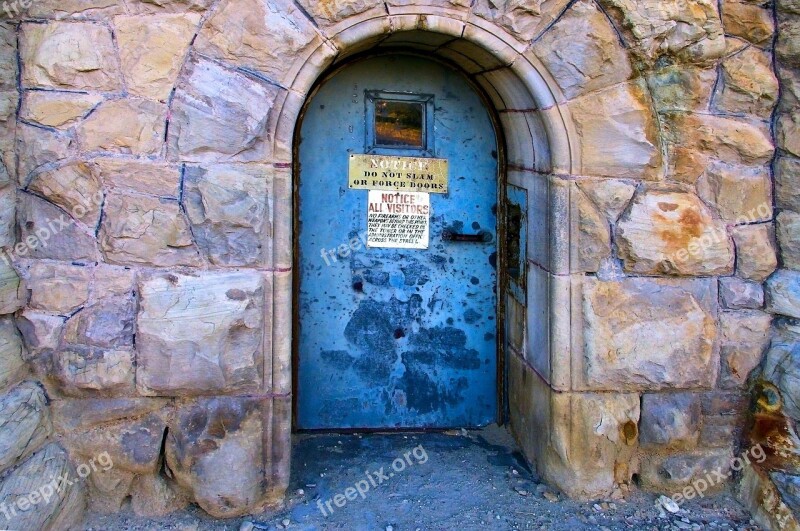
left=294, top=53, right=504, bottom=429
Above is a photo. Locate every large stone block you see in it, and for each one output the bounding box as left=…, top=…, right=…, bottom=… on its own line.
left=165, top=396, right=290, bottom=517
left=51, top=398, right=171, bottom=432
left=0, top=24, right=17, bottom=91
left=27, top=162, right=103, bottom=229
left=183, top=164, right=271, bottom=266
left=647, top=65, right=717, bottom=112
left=639, top=392, right=701, bottom=448
left=295, top=0, right=382, bottom=27
left=719, top=277, right=764, bottom=310
left=696, top=162, right=772, bottom=224
left=17, top=194, right=99, bottom=262
left=99, top=193, right=200, bottom=267
left=569, top=80, right=663, bottom=180
left=93, top=158, right=181, bottom=198
left=716, top=47, right=779, bottom=118
left=137, top=270, right=267, bottom=396
left=616, top=189, right=734, bottom=276
left=597, top=0, right=725, bottom=67
left=471, top=0, right=571, bottom=43
left=731, top=224, right=778, bottom=282
left=582, top=277, right=718, bottom=391
left=0, top=259, right=24, bottom=315
left=722, top=0, right=774, bottom=45
left=766, top=269, right=800, bottom=319
left=531, top=0, right=632, bottom=100
left=663, top=113, right=773, bottom=184
left=640, top=449, right=733, bottom=493
left=777, top=14, right=800, bottom=67
left=0, top=381, right=51, bottom=475
left=15, top=124, right=75, bottom=184
left=574, top=187, right=610, bottom=273
left=114, top=14, right=200, bottom=101
left=20, top=22, right=121, bottom=90
left=168, top=57, right=280, bottom=163
left=0, top=318, right=26, bottom=393
left=778, top=211, right=800, bottom=271
left=44, top=347, right=135, bottom=397
left=576, top=179, right=636, bottom=224
left=719, top=310, right=772, bottom=389
left=21, top=262, right=90, bottom=315
left=17, top=310, right=65, bottom=358
left=25, top=0, right=126, bottom=19
left=0, top=444, right=86, bottom=531
left=195, top=0, right=323, bottom=87
left=20, top=91, right=103, bottom=129
left=76, top=98, right=166, bottom=155
left=761, top=337, right=800, bottom=422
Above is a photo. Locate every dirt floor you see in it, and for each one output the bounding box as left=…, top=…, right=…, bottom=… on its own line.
left=83, top=426, right=760, bottom=530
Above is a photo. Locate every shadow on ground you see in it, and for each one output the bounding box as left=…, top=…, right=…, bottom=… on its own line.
left=84, top=425, right=759, bottom=530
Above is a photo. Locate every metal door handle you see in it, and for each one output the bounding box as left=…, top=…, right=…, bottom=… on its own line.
left=442, top=230, right=492, bottom=243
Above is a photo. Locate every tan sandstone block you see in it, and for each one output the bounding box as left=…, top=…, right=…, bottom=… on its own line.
left=114, top=14, right=200, bottom=101
left=778, top=210, right=800, bottom=271
left=696, top=162, right=772, bottom=224
left=569, top=80, right=663, bottom=180
left=20, top=22, right=121, bottom=91
left=77, top=98, right=166, bottom=155
left=616, top=189, right=734, bottom=276
left=732, top=223, right=778, bottom=282
left=471, top=0, right=572, bottom=43
left=717, top=47, right=779, bottom=119
left=722, top=0, right=774, bottom=45
left=21, top=91, right=103, bottom=128
left=647, top=65, right=718, bottom=112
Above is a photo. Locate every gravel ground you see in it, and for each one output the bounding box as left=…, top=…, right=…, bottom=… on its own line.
left=84, top=426, right=760, bottom=531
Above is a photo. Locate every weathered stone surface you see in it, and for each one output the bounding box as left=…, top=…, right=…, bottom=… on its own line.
left=87, top=468, right=135, bottom=514
left=94, top=158, right=180, bottom=198
left=719, top=277, right=764, bottom=310
left=51, top=398, right=171, bottom=432
left=0, top=318, right=26, bottom=392
left=169, top=57, right=280, bottom=163
left=731, top=224, right=778, bottom=282
left=24, top=0, right=126, bottom=19
left=640, top=449, right=732, bottom=492
left=63, top=413, right=165, bottom=474
left=696, top=162, right=772, bottom=224
left=17, top=310, right=65, bottom=358
left=0, top=186, right=14, bottom=250
left=166, top=396, right=289, bottom=517
left=126, top=0, right=215, bottom=14
left=722, top=0, right=774, bottom=45
left=582, top=277, right=718, bottom=390
left=20, top=22, right=121, bottom=90
left=18, top=193, right=98, bottom=261
left=0, top=24, right=17, bottom=91
left=195, top=0, right=320, bottom=86
left=776, top=156, right=800, bottom=212
left=778, top=211, right=800, bottom=271
left=766, top=269, right=800, bottom=319
left=99, top=193, right=200, bottom=267
left=761, top=338, right=800, bottom=421
left=0, top=443, right=86, bottom=531
left=663, top=113, right=773, bottom=184
left=771, top=471, right=800, bottom=517
left=616, top=189, right=734, bottom=276
left=23, top=262, right=90, bottom=314
left=27, top=162, right=103, bottom=228
left=77, top=98, right=166, bottom=155
left=569, top=81, right=662, bottom=180
left=115, top=14, right=200, bottom=101
left=0, top=381, right=51, bottom=474
left=719, top=310, right=772, bottom=389
left=48, top=347, right=135, bottom=397
left=531, top=0, right=632, bottom=100
left=576, top=179, right=636, bottom=224
left=777, top=15, right=800, bottom=68
left=640, top=392, right=701, bottom=448
left=0, top=259, right=23, bottom=315
left=137, top=270, right=265, bottom=396
left=21, top=91, right=103, bottom=128
left=575, top=188, right=610, bottom=272
left=472, top=0, right=572, bottom=42
left=647, top=66, right=717, bottom=112
left=717, top=47, right=779, bottom=118
left=130, top=473, right=189, bottom=517
left=597, top=0, right=726, bottom=67
left=15, top=124, right=75, bottom=183
left=777, top=108, right=800, bottom=158
left=183, top=164, right=271, bottom=266
left=64, top=297, right=135, bottom=349
left=295, top=0, right=381, bottom=26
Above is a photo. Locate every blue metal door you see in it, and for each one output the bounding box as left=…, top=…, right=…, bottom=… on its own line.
left=297, top=55, right=498, bottom=429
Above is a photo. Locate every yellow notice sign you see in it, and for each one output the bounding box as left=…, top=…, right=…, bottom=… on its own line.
left=348, top=154, right=448, bottom=193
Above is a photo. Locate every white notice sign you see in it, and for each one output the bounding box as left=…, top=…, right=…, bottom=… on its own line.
left=367, top=191, right=430, bottom=249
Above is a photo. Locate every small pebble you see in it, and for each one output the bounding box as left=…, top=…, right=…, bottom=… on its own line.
left=282, top=518, right=290, bottom=527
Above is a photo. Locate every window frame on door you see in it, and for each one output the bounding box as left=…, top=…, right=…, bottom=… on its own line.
left=365, top=90, right=435, bottom=157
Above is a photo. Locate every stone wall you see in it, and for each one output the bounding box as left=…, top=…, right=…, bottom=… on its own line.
left=0, top=0, right=785, bottom=524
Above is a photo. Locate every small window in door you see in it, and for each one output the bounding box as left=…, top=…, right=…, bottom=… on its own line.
left=366, top=91, right=434, bottom=156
